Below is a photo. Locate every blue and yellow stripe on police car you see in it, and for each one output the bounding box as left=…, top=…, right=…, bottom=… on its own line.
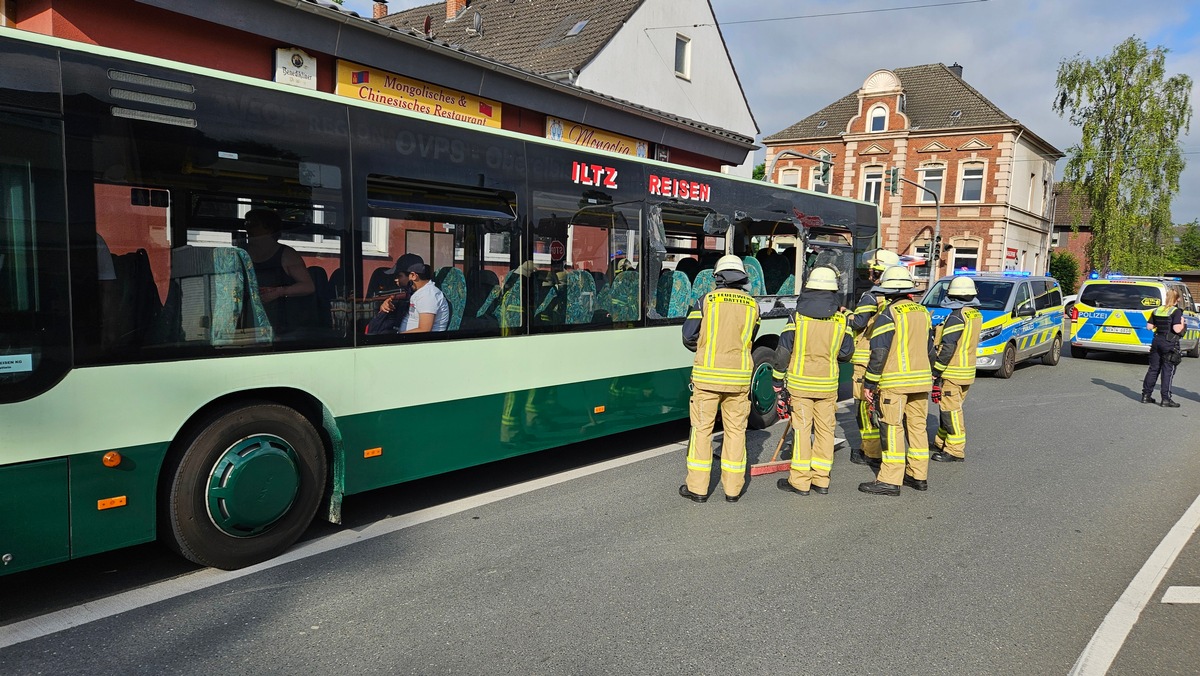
left=1071, top=306, right=1153, bottom=348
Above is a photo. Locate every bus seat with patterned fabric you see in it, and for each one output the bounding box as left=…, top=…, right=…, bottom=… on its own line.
left=610, top=269, right=640, bottom=322
left=742, top=255, right=766, bottom=295
left=434, top=266, right=467, bottom=331
left=656, top=270, right=674, bottom=317
left=777, top=274, right=796, bottom=295
left=761, top=254, right=791, bottom=294
left=563, top=269, right=596, bottom=324
left=689, top=269, right=716, bottom=306
left=665, top=270, right=691, bottom=318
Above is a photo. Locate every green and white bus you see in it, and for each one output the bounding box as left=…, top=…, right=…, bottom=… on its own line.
left=0, top=28, right=879, bottom=575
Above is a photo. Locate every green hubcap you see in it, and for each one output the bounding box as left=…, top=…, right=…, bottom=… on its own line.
left=207, top=434, right=300, bottom=537
left=750, top=362, right=776, bottom=414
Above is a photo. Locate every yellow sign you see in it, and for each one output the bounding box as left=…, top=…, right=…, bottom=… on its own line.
left=546, top=116, right=648, bottom=157
left=336, top=61, right=502, bottom=128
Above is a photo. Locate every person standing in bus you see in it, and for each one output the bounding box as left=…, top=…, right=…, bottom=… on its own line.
left=1142, top=288, right=1186, bottom=408
left=242, top=208, right=315, bottom=334
left=772, top=266, right=854, bottom=496
left=847, top=248, right=901, bottom=468
left=930, top=276, right=982, bottom=462
left=679, top=255, right=760, bottom=503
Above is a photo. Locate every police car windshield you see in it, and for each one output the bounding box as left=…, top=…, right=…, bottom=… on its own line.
left=923, top=279, right=1013, bottom=311
left=1079, top=284, right=1160, bottom=310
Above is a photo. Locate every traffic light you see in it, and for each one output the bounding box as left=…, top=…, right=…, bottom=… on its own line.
left=931, top=235, right=943, bottom=261
left=817, top=159, right=831, bottom=185
left=884, top=167, right=901, bottom=195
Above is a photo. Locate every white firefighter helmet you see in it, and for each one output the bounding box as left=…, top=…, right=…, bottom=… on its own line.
left=947, top=275, right=977, bottom=298
left=805, top=265, right=840, bottom=291
left=866, top=248, right=901, bottom=272
left=714, top=254, right=746, bottom=274
left=873, top=265, right=918, bottom=293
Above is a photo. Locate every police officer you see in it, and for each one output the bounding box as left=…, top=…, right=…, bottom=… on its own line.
left=847, top=248, right=901, bottom=467
left=1142, top=288, right=1186, bottom=407
left=930, top=276, right=982, bottom=462
left=858, top=265, right=934, bottom=496
left=772, top=266, right=855, bottom=496
left=680, top=255, right=761, bottom=502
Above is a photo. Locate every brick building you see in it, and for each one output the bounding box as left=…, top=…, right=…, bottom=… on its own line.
left=764, top=64, right=1063, bottom=285
left=1050, top=185, right=1094, bottom=287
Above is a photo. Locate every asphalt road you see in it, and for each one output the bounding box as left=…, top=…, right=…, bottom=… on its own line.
left=2, top=348, right=1199, bottom=675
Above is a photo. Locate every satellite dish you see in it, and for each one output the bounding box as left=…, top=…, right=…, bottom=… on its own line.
left=471, top=11, right=483, bottom=35
left=422, top=15, right=432, bottom=38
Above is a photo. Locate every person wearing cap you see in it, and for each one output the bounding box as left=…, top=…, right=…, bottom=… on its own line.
left=858, top=265, right=934, bottom=496
left=930, top=276, right=983, bottom=462
left=772, top=266, right=854, bottom=496
left=365, top=253, right=424, bottom=335
left=846, top=248, right=901, bottom=468
left=679, top=254, right=761, bottom=503
left=242, top=209, right=315, bottom=333
left=401, top=263, right=450, bottom=333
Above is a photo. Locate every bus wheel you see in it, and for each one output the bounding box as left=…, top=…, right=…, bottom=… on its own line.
left=1041, top=334, right=1062, bottom=366
left=995, top=343, right=1016, bottom=379
left=161, top=402, right=326, bottom=570
left=747, top=345, right=779, bottom=430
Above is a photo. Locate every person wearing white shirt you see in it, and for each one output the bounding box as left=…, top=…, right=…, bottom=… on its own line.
left=403, top=263, right=450, bottom=333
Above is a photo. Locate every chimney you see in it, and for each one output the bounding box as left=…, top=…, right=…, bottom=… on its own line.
left=373, top=0, right=388, bottom=20
left=949, top=62, right=963, bottom=79
left=447, top=0, right=468, bottom=21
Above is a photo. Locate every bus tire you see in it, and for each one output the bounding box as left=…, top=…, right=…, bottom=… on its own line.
left=1041, top=334, right=1062, bottom=366
left=994, top=342, right=1016, bottom=379
left=747, top=345, right=779, bottom=430
left=160, top=401, right=327, bottom=570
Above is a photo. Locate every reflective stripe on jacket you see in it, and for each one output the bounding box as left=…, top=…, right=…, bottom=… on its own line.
left=684, top=289, right=761, bottom=391
left=865, top=299, right=933, bottom=393
left=774, top=312, right=850, bottom=396
left=933, top=307, right=981, bottom=383
left=849, top=291, right=889, bottom=365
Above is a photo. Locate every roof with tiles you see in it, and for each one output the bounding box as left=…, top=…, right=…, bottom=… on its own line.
left=381, top=0, right=645, bottom=76
left=764, top=63, right=1018, bottom=142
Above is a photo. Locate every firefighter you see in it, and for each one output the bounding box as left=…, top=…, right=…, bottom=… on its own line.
left=847, top=248, right=901, bottom=467
left=930, top=276, right=982, bottom=462
left=680, top=255, right=761, bottom=503
left=772, top=266, right=855, bottom=495
left=858, top=265, right=934, bottom=496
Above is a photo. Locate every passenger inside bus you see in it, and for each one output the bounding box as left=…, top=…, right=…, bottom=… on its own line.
left=365, top=253, right=424, bottom=335
left=241, top=209, right=315, bottom=334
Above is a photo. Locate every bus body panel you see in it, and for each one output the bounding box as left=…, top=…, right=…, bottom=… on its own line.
left=69, top=443, right=167, bottom=558
left=0, top=459, right=70, bottom=575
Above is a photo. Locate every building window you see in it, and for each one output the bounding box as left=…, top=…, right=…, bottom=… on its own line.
left=780, top=169, right=799, bottom=188
left=1052, top=229, right=1064, bottom=247
left=869, top=106, right=887, bottom=132
left=674, top=35, right=691, bottom=80
left=952, top=246, right=979, bottom=272
left=918, top=164, right=944, bottom=204
left=960, top=162, right=984, bottom=202
left=863, top=166, right=883, bottom=204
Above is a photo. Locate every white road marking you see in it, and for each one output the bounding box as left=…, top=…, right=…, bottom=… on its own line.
left=0, top=441, right=684, bottom=650
left=1162, top=586, right=1200, bottom=604
left=1068, top=491, right=1200, bottom=675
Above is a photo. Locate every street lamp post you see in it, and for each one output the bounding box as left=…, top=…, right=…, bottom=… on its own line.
left=889, top=172, right=941, bottom=281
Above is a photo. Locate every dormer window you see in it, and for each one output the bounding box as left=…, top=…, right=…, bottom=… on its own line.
left=950, top=110, right=962, bottom=119
left=816, top=120, right=828, bottom=129
left=566, top=19, right=588, bottom=37
left=869, top=105, right=887, bottom=132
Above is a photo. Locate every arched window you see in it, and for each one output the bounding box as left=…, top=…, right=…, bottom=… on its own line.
left=869, top=105, right=888, bottom=132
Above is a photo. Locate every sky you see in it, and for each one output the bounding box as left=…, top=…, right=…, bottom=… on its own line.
left=339, top=0, right=1200, bottom=224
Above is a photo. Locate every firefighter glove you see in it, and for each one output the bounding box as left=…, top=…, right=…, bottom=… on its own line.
left=774, top=383, right=791, bottom=419
left=931, top=383, right=943, bottom=404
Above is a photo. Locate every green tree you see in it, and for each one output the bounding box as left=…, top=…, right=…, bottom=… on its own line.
left=1053, top=37, right=1193, bottom=275
left=1170, top=220, right=1200, bottom=269
left=752, top=162, right=765, bottom=181
left=1049, top=250, right=1080, bottom=293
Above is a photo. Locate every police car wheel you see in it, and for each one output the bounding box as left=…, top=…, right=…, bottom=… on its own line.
left=994, top=343, right=1016, bottom=379
left=1188, top=342, right=1200, bottom=358
left=1070, top=344, right=1087, bottom=359
left=1041, top=334, right=1062, bottom=366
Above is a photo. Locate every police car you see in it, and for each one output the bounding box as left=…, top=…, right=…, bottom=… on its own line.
left=921, top=270, right=1066, bottom=378
left=1069, top=275, right=1200, bottom=359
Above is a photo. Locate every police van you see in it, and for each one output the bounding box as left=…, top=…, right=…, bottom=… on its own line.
left=1069, top=275, right=1200, bottom=359
left=921, top=270, right=1066, bottom=378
